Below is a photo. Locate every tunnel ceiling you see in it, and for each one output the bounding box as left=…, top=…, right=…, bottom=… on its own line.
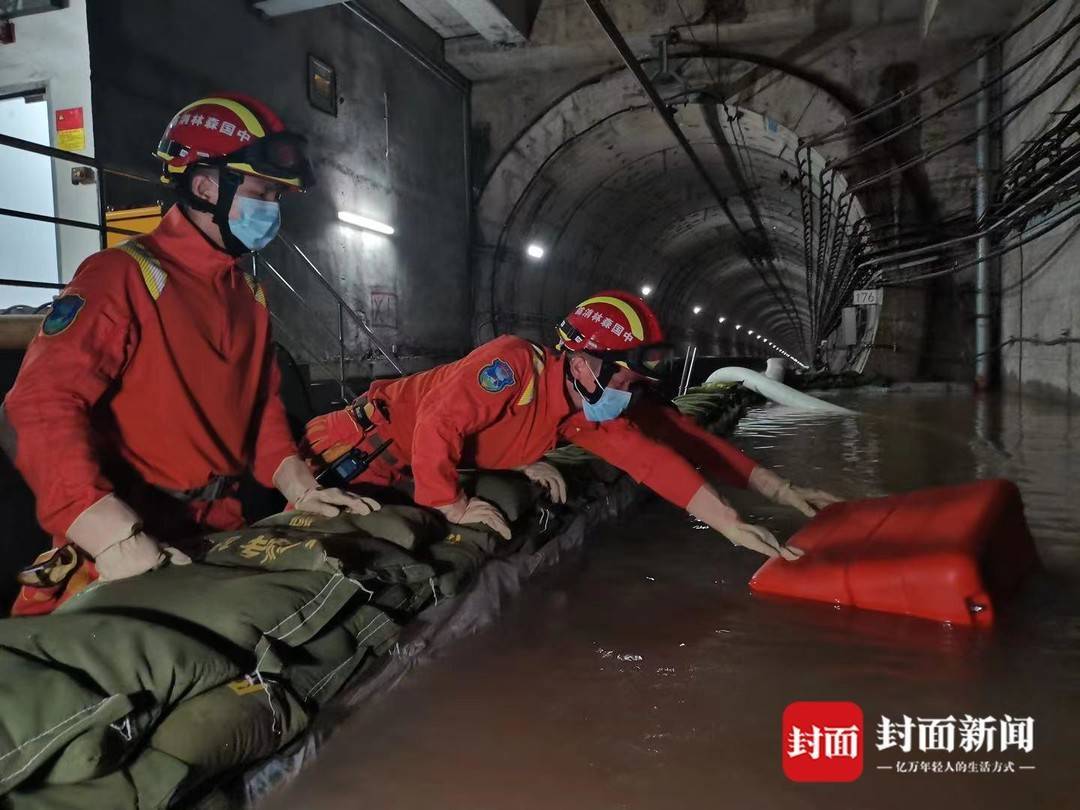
left=477, top=63, right=866, bottom=361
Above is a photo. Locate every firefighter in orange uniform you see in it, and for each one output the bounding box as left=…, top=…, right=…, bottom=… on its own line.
left=0, top=93, right=377, bottom=614
left=305, top=291, right=838, bottom=558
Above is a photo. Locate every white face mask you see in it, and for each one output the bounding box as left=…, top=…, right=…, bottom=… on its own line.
left=207, top=176, right=282, bottom=253
left=229, top=195, right=281, bottom=250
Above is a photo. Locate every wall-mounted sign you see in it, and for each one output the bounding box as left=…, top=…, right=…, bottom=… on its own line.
left=55, top=106, right=84, bottom=152
left=307, top=54, right=337, bottom=117
left=0, top=0, right=66, bottom=20
left=853, top=288, right=883, bottom=306
left=370, top=288, right=398, bottom=329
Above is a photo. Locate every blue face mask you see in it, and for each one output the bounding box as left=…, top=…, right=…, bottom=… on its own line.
left=229, top=195, right=281, bottom=251
left=581, top=365, right=632, bottom=422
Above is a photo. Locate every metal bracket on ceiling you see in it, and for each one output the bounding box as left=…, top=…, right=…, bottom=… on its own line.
left=649, top=32, right=689, bottom=98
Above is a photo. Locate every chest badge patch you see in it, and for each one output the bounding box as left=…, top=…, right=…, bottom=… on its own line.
left=478, top=358, right=516, bottom=393
left=42, top=294, right=85, bottom=336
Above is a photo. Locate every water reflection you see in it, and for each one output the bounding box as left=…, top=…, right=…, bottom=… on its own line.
left=733, top=392, right=1077, bottom=572
left=262, top=391, right=1080, bottom=810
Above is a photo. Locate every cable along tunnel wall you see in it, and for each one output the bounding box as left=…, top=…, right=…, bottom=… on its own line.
left=473, top=56, right=887, bottom=374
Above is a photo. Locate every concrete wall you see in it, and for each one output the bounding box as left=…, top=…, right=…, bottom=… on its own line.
left=86, top=0, right=471, bottom=383
left=0, top=0, right=101, bottom=285
left=999, top=0, right=1080, bottom=402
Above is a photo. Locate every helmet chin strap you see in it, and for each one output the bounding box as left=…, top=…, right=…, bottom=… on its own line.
left=566, top=355, right=616, bottom=405
left=179, top=165, right=250, bottom=257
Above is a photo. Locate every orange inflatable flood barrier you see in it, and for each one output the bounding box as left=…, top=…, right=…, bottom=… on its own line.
left=749, top=480, right=1038, bottom=627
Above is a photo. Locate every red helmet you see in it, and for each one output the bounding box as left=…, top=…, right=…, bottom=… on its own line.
left=557, top=290, right=671, bottom=379
left=155, top=93, right=313, bottom=190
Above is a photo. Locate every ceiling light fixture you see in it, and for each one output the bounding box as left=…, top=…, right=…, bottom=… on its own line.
left=693, top=305, right=702, bottom=315
left=526, top=243, right=545, bottom=260
left=641, top=284, right=653, bottom=297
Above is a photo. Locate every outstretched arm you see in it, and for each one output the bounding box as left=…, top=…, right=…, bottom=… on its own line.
left=687, top=483, right=804, bottom=561
left=627, top=400, right=757, bottom=489
left=632, top=400, right=841, bottom=515
left=564, top=417, right=801, bottom=559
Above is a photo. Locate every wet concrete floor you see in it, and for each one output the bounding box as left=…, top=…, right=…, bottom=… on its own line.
left=260, top=391, right=1079, bottom=810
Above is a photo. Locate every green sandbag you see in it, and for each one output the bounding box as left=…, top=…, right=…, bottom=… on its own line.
left=252, top=505, right=443, bottom=551
left=202, top=526, right=436, bottom=591
left=464, top=472, right=537, bottom=523
left=0, top=612, right=230, bottom=793
left=0, top=526, right=435, bottom=805
left=4, top=748, right=190, bottom=810
left=427, top=536, right=488, bottom=596
left=149, top=678, right=309, bottom=787
left=286, top=602, right=405, bottom=704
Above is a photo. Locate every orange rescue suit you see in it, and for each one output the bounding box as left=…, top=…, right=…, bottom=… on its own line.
left=349, top=335, right=757, bottom=508
left=2, top=205, right=297, bottom=544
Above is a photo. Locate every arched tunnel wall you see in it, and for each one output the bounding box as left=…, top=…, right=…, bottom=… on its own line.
left=470, top=22, right=981, bottom=381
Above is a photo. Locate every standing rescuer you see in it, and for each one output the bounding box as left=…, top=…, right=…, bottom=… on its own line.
left=0, top=93, right=377, bottom=614
left=304, top=290, right=838, bottom=557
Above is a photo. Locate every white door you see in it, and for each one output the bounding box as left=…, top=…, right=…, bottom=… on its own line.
left=0, top=91, right=59, bottom=310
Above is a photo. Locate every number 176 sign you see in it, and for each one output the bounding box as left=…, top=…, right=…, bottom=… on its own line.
left=853, top=288, right=883, bottom=306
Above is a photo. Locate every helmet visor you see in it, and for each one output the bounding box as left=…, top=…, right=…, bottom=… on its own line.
left=604, top=343, right=674, bottom=379
left=228, top=131, right=314, bottom=190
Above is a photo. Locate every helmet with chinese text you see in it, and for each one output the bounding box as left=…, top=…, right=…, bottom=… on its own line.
left=155, top=93, right=312, bottom=190
left=556, top=290, right=671, bottom=380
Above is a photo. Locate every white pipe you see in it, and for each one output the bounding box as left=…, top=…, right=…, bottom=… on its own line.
left=764, top=357, right=787, bottom=382
left=705, top=366, right=855, bottom=414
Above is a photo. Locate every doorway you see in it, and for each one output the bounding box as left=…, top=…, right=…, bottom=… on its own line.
left=0, top=89, right=58, bottom=310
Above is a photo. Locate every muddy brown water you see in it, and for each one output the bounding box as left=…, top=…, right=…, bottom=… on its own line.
left=260, top=392, right=1079, bottom=810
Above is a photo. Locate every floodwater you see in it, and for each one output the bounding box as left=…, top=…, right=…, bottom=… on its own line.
left=260, top=391, right=1080, bottom=810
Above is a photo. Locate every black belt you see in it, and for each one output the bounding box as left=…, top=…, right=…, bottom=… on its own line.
left=349, top=395, right=389, bottom=432
left=349, top=395, right=399, bottom=468
left=160, top=475, right=239, bottom=503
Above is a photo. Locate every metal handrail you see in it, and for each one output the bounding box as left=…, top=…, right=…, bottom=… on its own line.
left=0, top=131, right=158, bottom=186
left=256, top=240, right=404, bottom=402
left=274, top=232, right=404, bottom=375
left=0, top=278, right=63, bottom=290
left=2, top=131, right=107, bottom=250
left=0, top=131, right=160, bottom=264
left=1, top=132, right=405, bottom=397
left=256, top=253, right=368, bottom=401
left=267, top=309, right=359, bottom=402
left=0, top=131, right=98, bottom=168
left=0, top=205, right=142, bottom=238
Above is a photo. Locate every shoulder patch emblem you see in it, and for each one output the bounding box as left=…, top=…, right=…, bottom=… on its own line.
left=478, top=358, right=516, bottom=393
left=42, top=294, right=86, bottom=337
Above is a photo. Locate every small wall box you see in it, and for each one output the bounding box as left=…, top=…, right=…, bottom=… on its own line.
left=308, top=54, right=337, bottom=117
